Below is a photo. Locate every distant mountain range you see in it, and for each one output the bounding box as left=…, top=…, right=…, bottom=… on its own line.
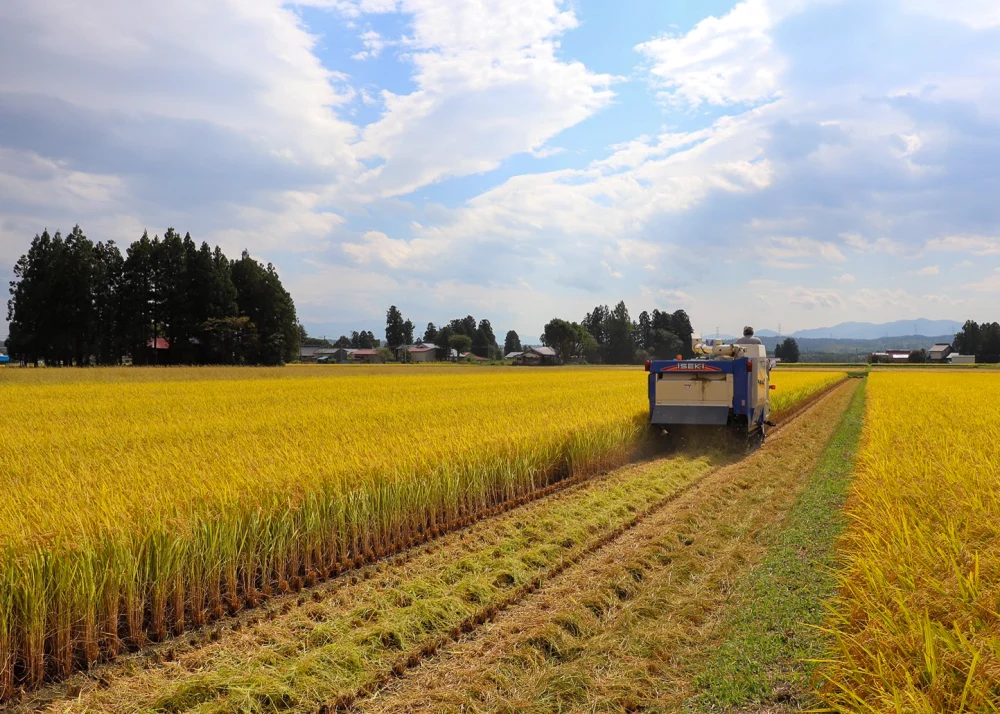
left=789, top=319, right=962, bottom=339
left=713, top=319, right=962, bottom=341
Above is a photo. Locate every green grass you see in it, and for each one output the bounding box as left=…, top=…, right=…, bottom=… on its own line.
left=690, top=378, right=867, bottom=711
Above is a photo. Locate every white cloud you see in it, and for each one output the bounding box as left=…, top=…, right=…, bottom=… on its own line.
left=969, top=268, right=1000, bottom=293
left=641, top=286, right=696, bottom=307
left=352, top=30, right=391, bottom=60
left=0, top=0, right=359, bottom=166
left=341, top=230, right=444, bottom=270
left=634, top=0, right=822, bottom=108
left=0, top=148, right=127, bottom=212
left=383, top=108, right=776, bottom=273
left=208, top=191, right=346, bottom=254
left=789, top=286, right=841, bottom=309
left=834, top=273, right=855, bottom=283
left=350, top=0, right=616, bottom=197
left=925, top=235, right=1000, bottom=256
left=601, top=261, right=624, bottom=279
left=757, top=236, right=846, bottom=268
left=851, top=288, right=914, bottom=309
left=908, top=265, right=940, bottom=276
left=924, top=293, right=964, bottom=305
left=840, top=232, right=909, bottom=256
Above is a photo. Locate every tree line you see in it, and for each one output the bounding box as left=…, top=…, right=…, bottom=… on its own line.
left=396, top=307, right=504, bottom=360
left=5, top=226, right=299, bottom=366
left=953, top=320, right=1000, bottom=363
left=540, top=302, right=694, bottom=364
left=301, top=306, right=509, bottom=361
left=296, top=302, right=699, bottom=366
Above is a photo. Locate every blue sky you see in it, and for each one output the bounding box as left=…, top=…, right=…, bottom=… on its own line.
left=1, top=0, right=999, bottom=342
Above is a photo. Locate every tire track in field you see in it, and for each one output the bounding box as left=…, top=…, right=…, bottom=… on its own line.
left=357, top=380, right=860, bottom=713
left=325, top=380, right=856, bottom=711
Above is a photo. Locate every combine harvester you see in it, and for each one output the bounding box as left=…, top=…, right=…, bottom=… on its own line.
left=645, top=333, right=776, bottom=450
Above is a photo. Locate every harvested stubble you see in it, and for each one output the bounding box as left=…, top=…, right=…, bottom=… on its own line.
left=360, top=379, right=858, bottom=714
left=0, top=365, right=844, bottom=699
left=821, top=373, right=1000, bottom=712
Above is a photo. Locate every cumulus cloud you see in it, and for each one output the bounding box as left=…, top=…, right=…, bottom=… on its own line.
left=352, top=30, right=392, bottom=60
left=341, top=230, right=445, bottom=270
left=908, top=265, right=940, bottom=276
left=634, top=0, right=799, bottom=108
left=0, top=0, right=358, bottom=164
left=834, top=273, right=855, bottom=283
left=349, top=0, right=616, bottom=197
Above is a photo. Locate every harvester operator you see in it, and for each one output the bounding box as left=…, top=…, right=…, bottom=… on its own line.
left=735, top=326, right=763, bottom=346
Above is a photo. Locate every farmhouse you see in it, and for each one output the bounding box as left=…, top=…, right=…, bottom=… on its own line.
left=352, top=349, right=384, bottom=364
left=929, top=343, right=953, bottom=362
left=459, top=352, right=489, bottom=362
left=513, top=346, right=560, bottom=366
left=396, top=343, right=439, bottom=362
left=949, top=354, right=976, bottom=365
left=316, top=347, right=353, bottom=363
left=300, top=345, right=323, bottom=362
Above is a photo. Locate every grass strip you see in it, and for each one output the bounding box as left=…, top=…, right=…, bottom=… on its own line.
left=23, top=450, right=724, bottom=713
left=358, top=380, right=859, bottom=714
left=690, top=377, right=867, bottom=711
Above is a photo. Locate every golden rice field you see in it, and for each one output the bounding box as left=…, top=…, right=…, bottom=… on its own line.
left=0, top=365, right=844, bottom=698
left=822, top=373, right=1000, bottom=712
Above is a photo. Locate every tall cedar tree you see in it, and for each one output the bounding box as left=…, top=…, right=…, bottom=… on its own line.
left=385, top=305, right=406, bottom=348
left=775, top=337, right=800, bottom=363
left=6, top=227, right=298, bottom=366
left=503, top=330, right=522, bottom=355
left=230, top=251, right=299, bottom=365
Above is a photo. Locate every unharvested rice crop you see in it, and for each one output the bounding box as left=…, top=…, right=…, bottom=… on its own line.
left=822, top=373, right=1000, bottom=712
left=0, top=365, right=844, bottom=697
left=769, top=370, right=846, bottom=415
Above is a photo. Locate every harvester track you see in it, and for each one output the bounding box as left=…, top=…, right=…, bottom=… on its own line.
left=328, top=377, right=856, bottom=712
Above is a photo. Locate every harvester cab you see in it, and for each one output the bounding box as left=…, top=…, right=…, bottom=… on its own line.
left=645, top=335, right=776, bottom=448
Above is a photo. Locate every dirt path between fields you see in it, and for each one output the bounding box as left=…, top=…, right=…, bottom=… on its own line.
left=358, top=380, right=859, bottom=713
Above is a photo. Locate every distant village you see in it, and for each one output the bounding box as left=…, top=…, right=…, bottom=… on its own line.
left=298, top=343, right=560, bottom=366
left=869, top=342, right=974, bottom=365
